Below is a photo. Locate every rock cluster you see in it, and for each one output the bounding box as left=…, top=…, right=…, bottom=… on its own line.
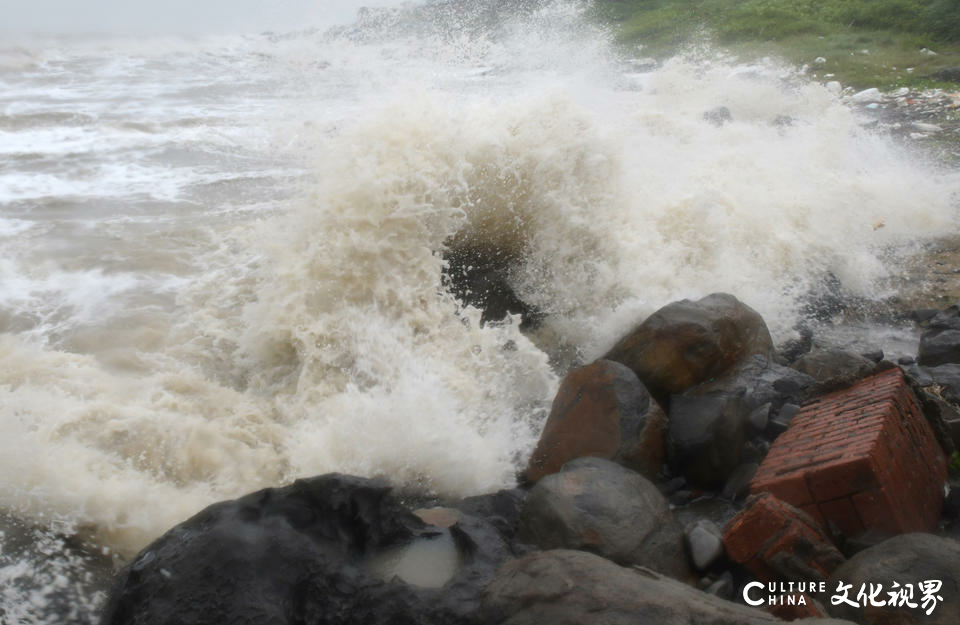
left=102, top=293, right=960, bottom=625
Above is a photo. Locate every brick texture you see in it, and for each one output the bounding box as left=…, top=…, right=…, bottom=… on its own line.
left=750, top=368, right=947, bottom=536
left=723, top=492, right=844, bottom=584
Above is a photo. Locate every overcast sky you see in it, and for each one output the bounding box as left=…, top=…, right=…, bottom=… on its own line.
left=0, top=0, right=406, bottom=34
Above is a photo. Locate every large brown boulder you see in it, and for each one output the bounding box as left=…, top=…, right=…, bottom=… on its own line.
left=482, top=549, right=855, bottom=625
left=604, top=293, right=774, bottom=400
left=525, top=359, right=666, bottom=483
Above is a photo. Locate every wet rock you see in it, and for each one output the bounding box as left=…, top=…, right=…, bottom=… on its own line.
left=902, top=375, right=958, bottom=455
left=780, top=325, right=814, bottom=363
left=860, top=349, right=884, bottom=363
left=944, top=487, right=960, bottom=520
left=706, top=571, right=734, bottom=599
left=456, top=489, right=526, bottom=540
left=827, top=534, right=960, bottom=625
left=524, top=360, right=665, bottom=483
left=685, top=519, right=725, bottom=571
left=668, top=355, right=814, bottom=487
left=722, top=462, right=758, bottom=501
left=668, top=392, right=746, bottom=488
left=748, top=403, right=771, bottom=431
left=604, top=293, right=774, bottom=401
left=919, top=363, right=960, bottom=403
left=769, top=402, right=801, bottom=437
left=697, top=355, right=814, bottom=418
left=483, top=549, right=789, bottom=625
left=792, top=349, right=876, bottom=391
left=517, top=457, right=689, bottom=579
left=918, top=305, right=960, bottom=366
left=840, top=529, right=893, bottom=558
left=101, top=474, right=511, bottom=625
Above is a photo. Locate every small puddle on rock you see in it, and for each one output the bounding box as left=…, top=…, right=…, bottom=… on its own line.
left=365, top=530, right=462, bottom=588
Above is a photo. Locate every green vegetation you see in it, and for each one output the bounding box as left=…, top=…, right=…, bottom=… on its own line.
left=593, top=0, right=960, bottom=89
left=951, top=450, right=960, bottom=478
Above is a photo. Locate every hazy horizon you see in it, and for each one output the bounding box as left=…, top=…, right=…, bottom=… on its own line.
left=0, top=0, right=409, bottom=34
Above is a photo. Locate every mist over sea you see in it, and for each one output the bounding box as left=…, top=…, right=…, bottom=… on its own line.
left=1, top=1, right=959, bottom=622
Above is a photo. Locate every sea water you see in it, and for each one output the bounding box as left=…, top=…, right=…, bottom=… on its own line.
left=1, top=1, right=959, bottom=622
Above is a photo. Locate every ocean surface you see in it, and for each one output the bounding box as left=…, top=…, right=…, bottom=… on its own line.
left=2, top=1, right=960, bottom=622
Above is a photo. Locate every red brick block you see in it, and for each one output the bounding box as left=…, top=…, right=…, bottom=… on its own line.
left=722, top=492, right=844, bottom=583
left=750, top=368, right=947, bottom=536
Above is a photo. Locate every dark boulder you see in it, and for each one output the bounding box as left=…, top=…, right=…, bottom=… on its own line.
left=525, top=360, right=665, bottom=483
left=668, top=392, right=746, bottom=489
left=668, top=355, right=814, bottom=487
left=901, top=374, right=958, bottom=455
left=456, top=488, right=526, bottom=541
left=918, top=305, right=960, bottom=367
left=792, top=349, right=876, bottom=392
left=517, top=457, right=689, bottom=579
left=827, top=533, right=960, bottom=624
left=101, top=474, right=511, bottom=625
left=917, top=363, right=960, bottom=404
left=482, top=549, right=854, bottom=625
left=604, top=293, right=774, bottom=401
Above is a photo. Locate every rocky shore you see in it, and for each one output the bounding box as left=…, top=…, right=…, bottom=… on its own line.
left=98, top=293, right=960, bottom=625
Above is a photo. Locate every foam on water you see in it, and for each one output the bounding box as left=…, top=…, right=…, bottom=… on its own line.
left=1, top=2, right=960, bottom=621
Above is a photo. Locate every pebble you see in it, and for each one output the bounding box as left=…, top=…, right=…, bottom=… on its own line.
left=849, top=87, right=882, bottom=103
left=685, top=520, right=724, bottom=571
left=912, top=121, right=943, bottom=133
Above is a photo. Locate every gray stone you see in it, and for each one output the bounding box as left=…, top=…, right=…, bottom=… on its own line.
left=769, top=402, right=801, bottom=437
left=668, top=355, right=814, bottom=486
left=721, top=462, right=758, bottom=501
left=860, top=349, right=884, bottom=363
left=827, top=533, right=960, bottom=625
left=792, top=349, right=876, bottom=391
left=668, top=392, right=746, bottom=488
left=706, top=571, right=734, bottom=600
left=685, top=520, right=724, bottom=571
left=482, top=549, right=854, bottom=625
left=517, top=457, right=689, bottom=580
left=918, top=305, right=960, bottom=366
left=901, top=375, right=958, bottom=455
left=748, top=402, right=771, bottom=431
left=919, top=363, right=960, bottom=404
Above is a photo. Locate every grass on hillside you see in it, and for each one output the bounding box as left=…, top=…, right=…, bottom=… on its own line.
left=593, top=0, right=960, bottom=89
